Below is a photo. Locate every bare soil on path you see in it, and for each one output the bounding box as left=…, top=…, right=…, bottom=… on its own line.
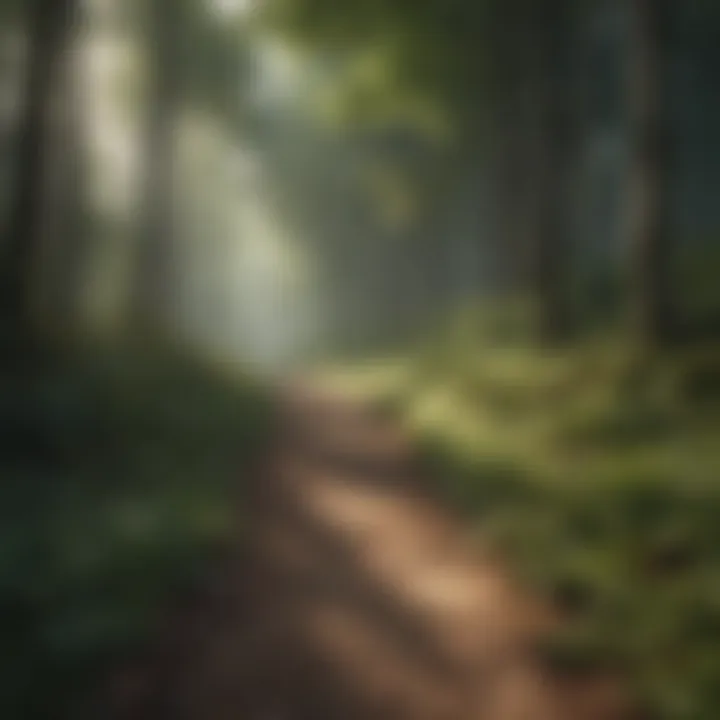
left=111, top=384, right=630, bottom=720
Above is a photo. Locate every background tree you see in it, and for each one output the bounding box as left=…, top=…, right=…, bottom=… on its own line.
left=1, top=0, right=79, bottom=343
left=627, top=0, right=672, bottom=346
left=131, top=0, right=188, bottom=332
left=531, top=0, right=579, bottom=343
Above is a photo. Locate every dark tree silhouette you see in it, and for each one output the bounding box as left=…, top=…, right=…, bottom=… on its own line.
left=1, top=0, right=78, bottom=339
left=532, top=0, right=578, bottom=343
left=627, top=0, right=673, bottom=346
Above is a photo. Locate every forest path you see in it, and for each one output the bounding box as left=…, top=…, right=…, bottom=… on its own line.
left=113, top=382, right=627, bottom=720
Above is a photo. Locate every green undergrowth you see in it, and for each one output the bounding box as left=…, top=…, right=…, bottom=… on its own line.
left=344, top=328, right=720, bottom=720
left=0, top=343, right=272, bottom=719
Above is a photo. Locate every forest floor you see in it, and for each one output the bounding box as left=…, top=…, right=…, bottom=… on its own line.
left=110, top=381, right=629, bottom=720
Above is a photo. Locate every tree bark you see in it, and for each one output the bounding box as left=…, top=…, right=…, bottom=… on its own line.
left=485, top=0, right=531, bottom=302
left=483, top=0, right=578, bottom=342
left=627, top=0, right=672, bottom=347
left=1, top=0, right=76, bottom=339
left=531, top=0, right=577, bottom=344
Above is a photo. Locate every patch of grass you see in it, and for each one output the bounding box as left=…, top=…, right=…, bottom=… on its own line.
left=0, top=345, right=272, bottom=719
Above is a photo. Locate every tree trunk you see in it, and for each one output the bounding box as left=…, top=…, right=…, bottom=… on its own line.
left=1, top=0, right=76, bottom=340
left=531, top=0, right=577, bottom=344
left=484, top=0, right=578, bottom=341
left=131, top=0, right=186, bottom=334
left=38, top=16, right=90, bottom=334
left=627, top=0, right=672, bottom=347
left=485, top=0, right=530, bottom=302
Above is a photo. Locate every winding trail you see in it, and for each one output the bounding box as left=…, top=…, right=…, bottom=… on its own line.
left=112, top=383, right=628, bottom=720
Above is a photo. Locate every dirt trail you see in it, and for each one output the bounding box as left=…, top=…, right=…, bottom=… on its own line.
left=112, top=385, right=628, bottom=720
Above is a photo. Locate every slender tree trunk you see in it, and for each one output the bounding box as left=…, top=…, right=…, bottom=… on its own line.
left=490, top=90, right=535, bottom=302
left=1, top=0, right=76, bottom=339
left=627, top=0, right=672, bottom=346
left=531, top=0, right=577, bottom=344
left=38, top=18, right=89, bottom=334
left=131, top=0, right=185, bottom=333
left=485, top=0, right=528, bottom=302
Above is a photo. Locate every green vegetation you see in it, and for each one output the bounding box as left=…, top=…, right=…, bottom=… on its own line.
left=0, top=346, right=272, bottom=719
left=2, top=0, right=719, bottom=716
left=347, top=319, right=720, bottom=720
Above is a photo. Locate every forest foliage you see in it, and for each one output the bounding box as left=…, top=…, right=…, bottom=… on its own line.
left=0, top=0, right=719, bottom=718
